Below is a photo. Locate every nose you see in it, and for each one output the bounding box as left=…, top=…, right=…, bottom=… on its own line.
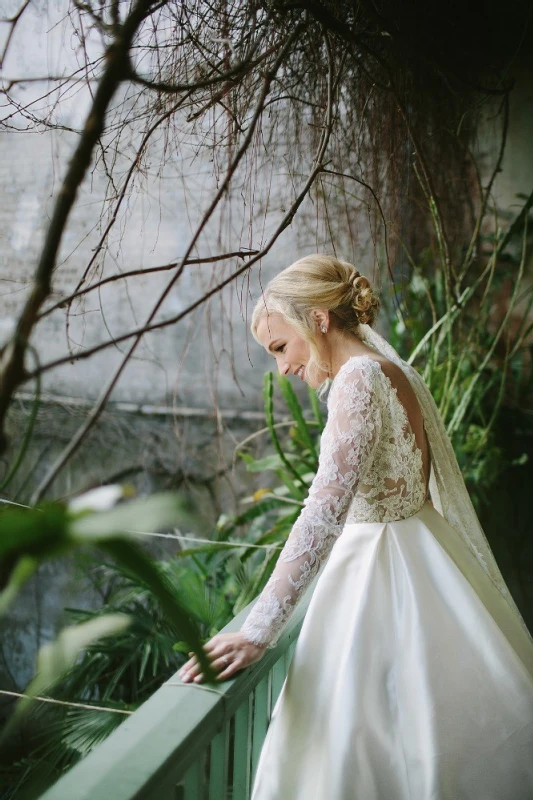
left=277, top=358, right=290, bottom=376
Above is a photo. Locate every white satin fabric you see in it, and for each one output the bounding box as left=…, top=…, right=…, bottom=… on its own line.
left=251, top=501, right=533, bottom=800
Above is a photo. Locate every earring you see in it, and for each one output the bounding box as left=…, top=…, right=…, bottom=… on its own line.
left=320, top=325, right=327, bottom=334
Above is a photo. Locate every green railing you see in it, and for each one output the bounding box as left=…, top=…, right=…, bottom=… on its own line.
left=39, top=591, right=313, bottom=800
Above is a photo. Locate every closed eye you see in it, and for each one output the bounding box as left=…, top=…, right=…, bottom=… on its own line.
left=275, top=345, right=285, bottom=353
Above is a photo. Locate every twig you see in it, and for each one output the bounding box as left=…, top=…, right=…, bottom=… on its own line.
left=26, top=30, right=336, bottom=386
left=64, top=91, right=196, bottom=323
left=0, top=0, right=31, bottom=70
left=0, top=0, right=157, bottom=453
left=30, top=25, right=307, bottom=503
left=38, top=250, right=260, bottom=319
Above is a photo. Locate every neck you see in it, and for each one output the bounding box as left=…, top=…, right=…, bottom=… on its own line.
left=324, top=328, right=373, bottom=379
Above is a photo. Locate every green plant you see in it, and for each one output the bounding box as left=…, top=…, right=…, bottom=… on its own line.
left=2, top=375, right=324, bottom=796
left=0, top=488, right=219, bottom=799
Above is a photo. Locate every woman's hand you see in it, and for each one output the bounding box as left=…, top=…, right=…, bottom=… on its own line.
left=178, top=631, right=267, bottom=684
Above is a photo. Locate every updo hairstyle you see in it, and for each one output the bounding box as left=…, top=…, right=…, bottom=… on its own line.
left=251, top=254, right=380, bottom=383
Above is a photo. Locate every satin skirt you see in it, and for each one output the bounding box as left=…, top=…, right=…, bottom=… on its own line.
left=250, top=501, right=533, bottom=800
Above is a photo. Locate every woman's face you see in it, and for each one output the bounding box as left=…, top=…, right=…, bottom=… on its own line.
left=255, top=312, right=328, bottom=389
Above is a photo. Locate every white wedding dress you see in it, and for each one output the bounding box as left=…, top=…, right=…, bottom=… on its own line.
left=240, top=328, right=533, bottom=800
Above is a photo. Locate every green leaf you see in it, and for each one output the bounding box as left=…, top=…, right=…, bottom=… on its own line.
left=100, top=539, right=214, bottom=683
left=243, top=453, right=300, bottom=472
left=0, top=556, right=39, bottom=615
left=308, top=386, right=325, bottom=430
left=0, top=614, right=131, bottom=746
left=0, top=504, right=69, bottom=560
left=69, top=493, right=189, bottom=541
left=233, top=497, right=291, bottom=524
left=233, top=549, right=280, bottom=614
left=277, top=375, right=318, bottom=458
left=263, top=372, right=308, bottom=492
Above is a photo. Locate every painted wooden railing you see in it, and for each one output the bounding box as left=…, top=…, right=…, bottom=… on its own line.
left=39, top=588, right=314, bottom=800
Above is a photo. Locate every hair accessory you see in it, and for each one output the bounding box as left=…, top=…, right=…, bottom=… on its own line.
left=320, top=325, right=327, bottom=334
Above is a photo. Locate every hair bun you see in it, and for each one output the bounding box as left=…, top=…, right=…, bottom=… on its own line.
left=343, top=267, right=379, bottom=326
left=347, top=269, right=361, bottom=287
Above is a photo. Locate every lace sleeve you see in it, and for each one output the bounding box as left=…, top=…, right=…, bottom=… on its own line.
left=240, top=363, right=382, bottom=648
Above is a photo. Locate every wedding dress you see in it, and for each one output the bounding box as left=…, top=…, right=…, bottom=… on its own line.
left=240, top=324, right=533, bottom=800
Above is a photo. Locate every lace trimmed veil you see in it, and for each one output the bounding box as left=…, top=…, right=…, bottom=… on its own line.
left=357, top=323, right=533, bottom=667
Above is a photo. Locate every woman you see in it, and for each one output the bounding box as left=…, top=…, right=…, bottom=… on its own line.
left=178, top=255, right=533, bottom=799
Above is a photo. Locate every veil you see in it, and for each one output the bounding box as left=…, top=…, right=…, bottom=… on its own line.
left=357, top=323, right=533, bottom=661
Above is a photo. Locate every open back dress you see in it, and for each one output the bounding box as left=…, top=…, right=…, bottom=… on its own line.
left=240, top=351, right=533, bottom=800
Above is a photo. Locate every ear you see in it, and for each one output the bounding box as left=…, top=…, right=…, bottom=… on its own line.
left=310, top=308, right=330, bottom=330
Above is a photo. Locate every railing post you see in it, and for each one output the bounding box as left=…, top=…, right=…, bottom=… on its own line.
left=250, top=677, right=270, bottom=786
left=176, top=751, right=207, bottom=800
left=208, top=719, right=230, bottom=799
left=232, top=693, right=253, bottom=800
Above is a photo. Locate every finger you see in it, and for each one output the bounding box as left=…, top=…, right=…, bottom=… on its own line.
left=188, top=653, right=235, bottom=683
left=211, top=654, right=234, bottom=673
left=215, top=659, right=244, bottom=681
left=178, top=656, right=198, bottom=675
left=181, top=667, right=201, bottom=683
left=179, top=659, right=203, bottom=682
left=195, top=658, right=238, bottom=683
left=202, top=638, right=219, bottom=651
left=203, top=640, right=228, bottom=657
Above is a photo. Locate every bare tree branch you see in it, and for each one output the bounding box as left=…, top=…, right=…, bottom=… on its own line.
left=0, top=0, right=163, bottom=452
left=64, top=91, right=196, bottom=320
left=0, top=0, right=31, bottom=70
left=26, top=30, right=339, bottom=379
left=1, top=0, right=518, bottom=508
left=38, top=249, right=260, bottom=319
left=320, top=168, right=394, bottom=291
left=29, top=23, right=307, bottom=502
left=126, top=42, right=274, bottom=95
left=73, top=0, right=114, bottom=34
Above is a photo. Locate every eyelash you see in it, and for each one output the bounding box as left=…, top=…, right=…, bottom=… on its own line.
left=275, top=345, right=285, bottom=353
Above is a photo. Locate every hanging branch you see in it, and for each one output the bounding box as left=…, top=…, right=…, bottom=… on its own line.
left=29, top=24, right=308, bottom=502
left=0, top=0, right=31, bottom=70
left=25, top=27, right=338, bottom=387
left=38, top=250, right=260, bottom=319
left=0, top=0, right=165, bottom=453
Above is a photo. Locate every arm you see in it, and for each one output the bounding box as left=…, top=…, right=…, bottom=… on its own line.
left=240, top=363, right=382, bottom=648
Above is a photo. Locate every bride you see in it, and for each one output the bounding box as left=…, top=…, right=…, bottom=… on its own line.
left=178, top=254, right=533, bottom=798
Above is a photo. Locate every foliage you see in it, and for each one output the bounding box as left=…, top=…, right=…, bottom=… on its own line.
left=0, top=488, right=220, bottom=798
left=385, top=196, right=533, bottom=511
left=382, top=197, right=533, bottom=627
left=2, top=374, right=324, bottom=796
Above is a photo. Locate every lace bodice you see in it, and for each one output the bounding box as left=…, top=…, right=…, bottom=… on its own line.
left=240, top=356, right=428, bottom=648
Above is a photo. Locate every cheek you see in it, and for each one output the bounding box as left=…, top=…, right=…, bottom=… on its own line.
left=298, top=342, right=311, bottom=362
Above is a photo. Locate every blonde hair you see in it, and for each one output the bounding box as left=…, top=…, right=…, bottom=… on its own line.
left=252, top=254, right=380, bottom=384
